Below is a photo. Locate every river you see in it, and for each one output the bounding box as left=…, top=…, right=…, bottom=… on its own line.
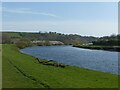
left=20, top=46, right=119, bottom=74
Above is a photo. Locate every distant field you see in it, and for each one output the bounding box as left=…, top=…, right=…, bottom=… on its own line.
left=4, top=32, right=21, bottom=38
left=2, top=44, right=118, bottom=88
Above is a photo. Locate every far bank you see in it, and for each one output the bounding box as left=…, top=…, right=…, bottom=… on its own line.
left=73, top=45, right=120, bottom=52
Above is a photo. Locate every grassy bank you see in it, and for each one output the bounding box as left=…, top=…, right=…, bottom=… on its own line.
left=0, top=44, right=2, bottom=89
left=73, top=45, right=120, bottom=52
left=2, top=44, right=118, bottom=88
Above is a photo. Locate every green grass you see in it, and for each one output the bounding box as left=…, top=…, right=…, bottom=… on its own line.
left=2, top=44, right=118, bottom=88
left=0, top=44, right=2, bottom=89
left=6, top=32, right=21, bottom=38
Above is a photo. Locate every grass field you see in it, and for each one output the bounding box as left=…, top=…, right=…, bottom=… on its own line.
left=2, top=44, right=118, bottom=88
left=5, top=32, right=21, bottom=38
left=0, top=44, right=2, bottom=89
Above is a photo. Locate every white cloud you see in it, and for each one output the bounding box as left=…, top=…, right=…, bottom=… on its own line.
left=3, top=7, right=58, bottom=17
left=2, top=21, right=118, bottom=37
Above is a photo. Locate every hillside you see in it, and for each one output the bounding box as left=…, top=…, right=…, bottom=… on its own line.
left=2, top=44, right=118, bottom=88
left=2, top=32, right=97, bottom=45
left=92, top=34, right=120, bottom=46
left=73, top=34, right=120, bottom=52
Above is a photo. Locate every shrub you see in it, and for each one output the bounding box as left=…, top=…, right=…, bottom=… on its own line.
left=15, top=38, right=31, bottom=49
left=36, top=58, right=66, bottom=68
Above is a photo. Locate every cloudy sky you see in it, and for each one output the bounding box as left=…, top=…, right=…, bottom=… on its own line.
left=2, top=2, right=118, bottom=36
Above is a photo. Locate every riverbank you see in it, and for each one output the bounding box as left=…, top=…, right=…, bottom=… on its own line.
left=2, top=44, right=118, bottom=88
left=73, top=45, right=120, bottom=52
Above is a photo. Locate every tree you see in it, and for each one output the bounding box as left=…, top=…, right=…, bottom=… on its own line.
left=15, top=38, right=31, bottom=49
left=2, top=33, right=11, bottom=44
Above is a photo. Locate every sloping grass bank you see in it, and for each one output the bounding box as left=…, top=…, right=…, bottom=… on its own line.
left=2, top=44, right=118, bottom=88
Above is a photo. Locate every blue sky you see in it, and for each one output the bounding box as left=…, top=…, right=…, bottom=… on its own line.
left=2, top=2, right=118, bottom=37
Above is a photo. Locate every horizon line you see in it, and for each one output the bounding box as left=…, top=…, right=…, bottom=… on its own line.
left=0, top=30, right=118, bottom=38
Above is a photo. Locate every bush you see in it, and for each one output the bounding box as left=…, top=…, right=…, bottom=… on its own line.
left=15, top=38, right=31, bottom=49
left=36, top=58, right=66, bottom=68
left=2, top=33, right=11, bottom=44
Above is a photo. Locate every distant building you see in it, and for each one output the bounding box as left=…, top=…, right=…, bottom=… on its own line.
left=88, top=43, right=93, bottom=45
left=49, top=41, right=64, bottom=45
left=32, top=40, right=64, bottom=45
left=82, top=43, right=93, bottom=46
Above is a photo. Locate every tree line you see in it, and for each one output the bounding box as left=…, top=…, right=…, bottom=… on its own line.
left=92, top=34, right=120, bottom=46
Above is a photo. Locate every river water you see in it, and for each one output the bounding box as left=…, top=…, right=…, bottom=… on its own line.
left=20, top=46, right=119, bottom=74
